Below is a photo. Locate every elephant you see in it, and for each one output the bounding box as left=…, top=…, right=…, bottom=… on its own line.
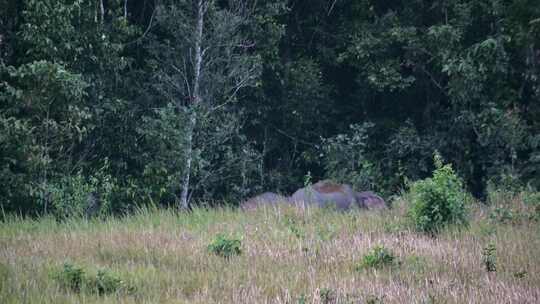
left=290, top=180, right=360, bottom=210
left=240, top=192, right=290, bottom=210
left=243, top=180, right=387, bottom=211
left=355, top=191, right=387, bottom=209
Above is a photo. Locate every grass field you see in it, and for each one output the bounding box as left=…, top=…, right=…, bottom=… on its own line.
left=1, top=199, right=539, bottom=303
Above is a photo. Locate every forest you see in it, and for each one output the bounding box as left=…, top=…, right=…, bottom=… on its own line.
left=1, top=0, right=540, bottom=216
left=1, top=1, right=540, bottom=303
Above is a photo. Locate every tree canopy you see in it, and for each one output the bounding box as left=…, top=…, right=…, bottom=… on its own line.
left=1, top=0, right=539, bottom=215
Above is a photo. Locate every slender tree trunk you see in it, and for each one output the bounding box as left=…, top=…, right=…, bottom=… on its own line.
left=192, top=0, right=204, bottom=105
left=99, top=0, right=105, bottom=23
left=180, top=113, right=195, bottom=209
left=180, top=0, right=205, bottom=210
left=42, top=107, right=51, bottom=214
left=260, top=127, right=268, bottom=187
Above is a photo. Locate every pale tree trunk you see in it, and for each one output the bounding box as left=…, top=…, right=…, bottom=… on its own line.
left=180, top=114, right=195, bottom=209
left=99, top=0, right=105, bottom=23
left=180, top=0, right=205, bottom=210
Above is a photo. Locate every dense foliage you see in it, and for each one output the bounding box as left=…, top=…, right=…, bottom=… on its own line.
left=52, top=262, right=131, bottom=295
left=357, top=245, right=397, bottom=270
left=408, top=154, right=469, bottom=233
left=207, top=234, right=242, bottom=258
left=1, top=0, right=539, bottom=215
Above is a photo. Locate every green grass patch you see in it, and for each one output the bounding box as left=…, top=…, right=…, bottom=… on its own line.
left=357, top=245, right=398, bottom=270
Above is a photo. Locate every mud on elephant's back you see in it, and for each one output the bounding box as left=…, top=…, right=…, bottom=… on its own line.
left=291, top=180, right=358, bottom=210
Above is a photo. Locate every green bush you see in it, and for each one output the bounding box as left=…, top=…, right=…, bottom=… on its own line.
left=52, top=263, right=86, bottom=292
left=514, top=270, right=527, bottom=279
left=523, top=191, right=540, bottom=221
left=489, top=207, right=517, bottom=224
left=486, top=185, right=540, bottom=224
left=44, top=174, right=94, bottom=219
left=36, top=160, right=117, bottom=219
left=532, top=205, right=540, bottom=222
left=283, top=213, right=306, bottom=239
left=318, top=288, right=334, bottom=304
left=320, top=122, right=383, bottom=193
left=523, top=190, right=540, bottom=206
left=52, top=262, right=129, bottom=295
left=207, top=234, right=242, bottom=258
left=482, top=243, right=497, bottom=272
left=408, top=154, right=469, bottom=234
left=486, top=172, right=523, bottom=206
left=357, top=245, right=397, bottom=270
left=87, top=269, right=126, bottom=295
left=366, top=295, right=385, bottom=304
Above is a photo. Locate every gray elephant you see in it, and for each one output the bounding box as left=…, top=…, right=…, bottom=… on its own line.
left=240, top=192, right=290, bottom=210
left=355, top=191, right=387, bottom=209
left=290, top=180, right=360, bottom=210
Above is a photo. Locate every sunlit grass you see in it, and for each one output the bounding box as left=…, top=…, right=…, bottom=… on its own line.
left=1, top=199, right=539, bottom=303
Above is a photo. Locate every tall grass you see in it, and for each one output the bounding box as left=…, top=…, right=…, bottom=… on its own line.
left=1, top=199, right=539, bottom=303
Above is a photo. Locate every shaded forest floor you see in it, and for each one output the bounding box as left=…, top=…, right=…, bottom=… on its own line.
left=1, top=200, right=539, bottom=303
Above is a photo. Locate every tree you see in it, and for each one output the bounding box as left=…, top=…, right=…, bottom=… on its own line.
left=144, top=0, right=262, bottom=209
left=0, top=0, right=141, bottom=214
left=1, top=0, right=539, bottom=216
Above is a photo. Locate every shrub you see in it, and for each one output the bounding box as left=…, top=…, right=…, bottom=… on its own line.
left=366, top=295, right=385, bottom=304
left=408, top=154, right=469, bottom=234
left=486, top=186, right=540, bottom=224
left=207, top=234, right=242, bottom=258
left=486, top=172, right=523, bottom=206
left=514, top=270, right=527, bottom=278
left=87, top=269, right=126, bottom=295
left=482, top=243, right=497, bottom=272
left=489, top=206, right=516, bottom=224
left=318, top=288, right=334, bottom=304
left=52, top=262, right=130, bottom=294
left=52, top=263, right=86, bottom=292
left=288, top=222, right=304, bottom=239
left=357, top=245, right=397, bottom=270
left=320, top=122, right=383, bottom=192
left=36, top=161, right=117, bottom=219
left=523, top=190, right=540, bottom=206
left=283, top=213, right=305, bottom=239
left=532, top=205, right=540, bottom=222
left=523, top=191, right=540, bottom=221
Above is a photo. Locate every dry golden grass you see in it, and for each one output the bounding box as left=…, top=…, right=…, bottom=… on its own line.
left=0, top=200, right=539, bottom=303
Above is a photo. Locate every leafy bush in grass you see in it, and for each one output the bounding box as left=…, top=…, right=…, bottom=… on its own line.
left=357, top=245, right=397, bottom=270
left=87, top=269, right=126, bottom=295
left=523, top=190, right=540, bottom=221
left=489, top=206, right=517, bottom=224
left=52, top=262, right=130, bottom=295
left=523, top=190, right=540, bottom=206
left=366, top=295, right=385, bottom=304
left=486, top=184, right=540, bottom=224
left=408, top=154, right=469, bottom=234
left=482, top=243, right=497, bottom=272
left=532, top=205, right=540, bottom=222
left=318, top=288, right=335, bottom=304
left=37, top=161, right=117, bottom=219
left=52, top=263, right=85, bottom=292
left=207, top=234, right=242, bottom=258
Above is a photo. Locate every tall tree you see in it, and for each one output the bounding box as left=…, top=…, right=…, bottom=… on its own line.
left=144, top=0, right=262, bottom=209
